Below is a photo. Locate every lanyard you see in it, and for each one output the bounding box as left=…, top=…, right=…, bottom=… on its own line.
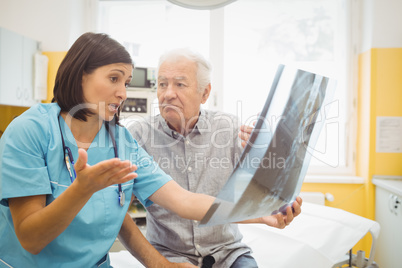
left=57, top=115, right=125, bottom=207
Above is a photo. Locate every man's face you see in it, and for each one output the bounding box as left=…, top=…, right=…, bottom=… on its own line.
left=157, top=57, right=210, bottom=133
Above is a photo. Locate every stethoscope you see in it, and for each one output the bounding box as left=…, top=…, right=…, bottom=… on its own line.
left=57, top=115, right=125, bottom=207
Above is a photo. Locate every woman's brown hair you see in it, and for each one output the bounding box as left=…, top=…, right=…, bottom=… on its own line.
left=52, top=32, right=132, bottom=123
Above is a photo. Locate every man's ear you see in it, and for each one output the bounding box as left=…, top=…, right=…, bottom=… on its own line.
left=201, top=84, right=211, bottom=104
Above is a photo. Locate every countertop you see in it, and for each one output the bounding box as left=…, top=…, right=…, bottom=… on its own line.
left=372, top=176, right=402, bottom=196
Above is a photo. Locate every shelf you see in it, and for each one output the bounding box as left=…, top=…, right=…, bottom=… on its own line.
left=372, top=177, right=402, bottom=197
left=128, top=210, right=147, bottom=218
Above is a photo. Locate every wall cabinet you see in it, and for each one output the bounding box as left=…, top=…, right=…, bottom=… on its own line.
left=373, top=177, right=402, bottom=267
left=0, top=27, right=39, bottom=107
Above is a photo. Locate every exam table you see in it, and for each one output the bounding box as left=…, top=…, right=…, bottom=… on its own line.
left=109, top=202, right=380, bottom=268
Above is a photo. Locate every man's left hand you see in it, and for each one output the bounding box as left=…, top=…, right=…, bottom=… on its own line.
left=259, top=196, right=303, bottom=229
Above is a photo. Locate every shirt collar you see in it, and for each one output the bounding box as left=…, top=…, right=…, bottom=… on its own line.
left=158, top=109, right=208, bottom=138
left=195, top=109, right=208, bottom=135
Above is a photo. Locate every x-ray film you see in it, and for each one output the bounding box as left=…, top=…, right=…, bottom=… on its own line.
left=200, top=65, right=336, bottom=226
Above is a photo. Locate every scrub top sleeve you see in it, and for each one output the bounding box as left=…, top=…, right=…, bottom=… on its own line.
left=0, top=114, right=52, bottom=206
left=131, top=142, right=172, bottom=207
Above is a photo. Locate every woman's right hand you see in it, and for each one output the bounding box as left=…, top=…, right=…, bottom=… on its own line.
left=74, top=148, right=137, bottom=195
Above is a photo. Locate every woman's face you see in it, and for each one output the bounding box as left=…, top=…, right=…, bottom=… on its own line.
left=82, top=63, right=133, bottom=121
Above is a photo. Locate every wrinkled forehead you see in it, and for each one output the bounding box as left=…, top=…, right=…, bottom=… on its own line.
left=158, top=59, right=197, bottom=80
left=158, top=75, right=188, bottom=81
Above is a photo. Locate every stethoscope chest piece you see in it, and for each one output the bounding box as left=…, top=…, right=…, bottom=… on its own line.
left=119, top=191, right=125, bottom=207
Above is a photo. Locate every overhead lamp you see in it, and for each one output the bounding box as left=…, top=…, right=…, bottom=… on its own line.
left=167, top=0, right=237, bottom=10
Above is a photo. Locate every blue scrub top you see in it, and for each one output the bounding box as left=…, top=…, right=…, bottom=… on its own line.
left=0, top=103, right=171, bottom=267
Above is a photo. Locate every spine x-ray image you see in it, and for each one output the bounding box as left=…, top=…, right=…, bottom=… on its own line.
left=200, top=64, right=336, bottom=226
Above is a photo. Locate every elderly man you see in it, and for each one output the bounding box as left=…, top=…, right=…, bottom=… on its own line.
left=127, top=48, right=302, bottom=267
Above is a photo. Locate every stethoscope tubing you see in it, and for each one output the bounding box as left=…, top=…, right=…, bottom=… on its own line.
left=57, top=115, right=124, bottom=206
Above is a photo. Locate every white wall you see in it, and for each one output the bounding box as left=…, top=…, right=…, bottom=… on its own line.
left=0, top=0, right=97, bottom=51
left=372, top=0, right=402, bottom=48
left=1, top=0, right=401, bottom=52
left=359, top=0, right=402, bottom=52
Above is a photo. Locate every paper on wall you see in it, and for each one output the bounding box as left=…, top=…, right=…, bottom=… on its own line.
left=376, top=116, right=402, bottom=153
left=34, top=53, right=48, bottom=101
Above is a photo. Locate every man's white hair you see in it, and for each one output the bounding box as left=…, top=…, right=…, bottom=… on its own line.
left=157, top=48, right=212, bottom=93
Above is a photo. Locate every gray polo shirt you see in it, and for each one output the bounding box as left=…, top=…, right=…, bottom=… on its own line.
left=127, top=109, right=252, bottom=267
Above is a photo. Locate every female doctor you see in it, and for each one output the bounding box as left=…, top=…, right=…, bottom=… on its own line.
left=0, top=32, right=211, bottom=268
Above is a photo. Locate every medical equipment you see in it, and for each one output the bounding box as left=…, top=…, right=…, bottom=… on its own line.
left=128, top=67, right=156, bottom=89
left=57, top=115, right=125, bottom=207
left=120, top=89, right=158, bottom=121
left=120, top=67, right=158, bottom=121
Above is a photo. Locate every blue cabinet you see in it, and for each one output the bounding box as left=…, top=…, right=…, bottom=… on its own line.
left=0, top=27, right=39, bottom=107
